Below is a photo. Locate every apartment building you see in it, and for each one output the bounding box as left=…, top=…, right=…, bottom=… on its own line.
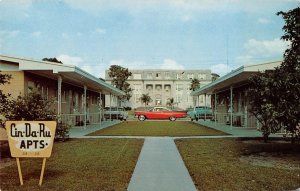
left=191, top=61, right=282, bottom=128
left=0, top=55, right=125, bottom=127
left=105, top=69, right=212, bottom=109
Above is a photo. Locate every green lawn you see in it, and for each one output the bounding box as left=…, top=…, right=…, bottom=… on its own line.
left=176, top=138, right=300, bottom=191
left=87, top=121, right=228, bottom=136
left=0, top=139, right=144, bottom=191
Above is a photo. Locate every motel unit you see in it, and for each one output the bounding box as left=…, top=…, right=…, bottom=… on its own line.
left=191, top=61, right=282, bottom=129
left=0, top=55, right=125, bottom=128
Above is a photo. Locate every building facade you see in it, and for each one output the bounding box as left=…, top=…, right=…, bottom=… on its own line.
left=105, top=69, right=212, bottom=109
left=0, top=55, right=125, bottom=128
left=191, top=61, right=282, bottom=128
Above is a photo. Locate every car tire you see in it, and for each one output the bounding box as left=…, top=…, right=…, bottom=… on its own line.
left=169, top=116, right=176, bottom=121
left=195, top=117, right=199, bottom=121
left=138, top=115, right=146, bottom=121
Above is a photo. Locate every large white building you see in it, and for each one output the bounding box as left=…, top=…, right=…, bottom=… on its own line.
left=105, top=69, right=212, bottom=109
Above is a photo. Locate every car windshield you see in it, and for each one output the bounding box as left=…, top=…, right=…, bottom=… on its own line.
left=104, top=107, right=117, bottom=111
left=149, top=107, right=171, bottom=112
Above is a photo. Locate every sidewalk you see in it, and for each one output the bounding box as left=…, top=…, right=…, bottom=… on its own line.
left=69, top=120, right=121, bottom=138
left=128, top=137, right=197, bottom=191
left=196, top=120, right=282, bottom=138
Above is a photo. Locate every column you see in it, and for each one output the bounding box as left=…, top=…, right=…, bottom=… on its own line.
left=204, top=93, right=207, bottom=121
left=230, top=86, right=233, bottom=130
left=99, top=91, right=102, bottom=126
left=84, top=85, right=87, bottom=129
left=214, top=93, right=217, bottom=126
left=244, top=90, right=248, bottom=128
left=109, top=93, right=112, bottom=121
left=57, top=76, right=62, bottom=120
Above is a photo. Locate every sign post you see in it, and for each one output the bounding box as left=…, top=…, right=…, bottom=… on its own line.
left=6, top=121, right=57, bottom=186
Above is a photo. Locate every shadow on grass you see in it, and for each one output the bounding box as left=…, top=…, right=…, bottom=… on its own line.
left=237, top=137, right=300, bottom=155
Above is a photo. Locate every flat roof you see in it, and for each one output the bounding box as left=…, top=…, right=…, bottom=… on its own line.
left=0, top=54, right=125, bottom=96
left=191, top=61, right=282, bottom=96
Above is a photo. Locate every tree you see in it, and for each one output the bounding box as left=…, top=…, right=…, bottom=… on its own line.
left=0, top=72, right=11, bottom=127
left=3, top=88, right=69, bottom=141
left=211, top=73, right=220, bottom=81
left=276, top=6, right=300, bottom=142
left=108, top=65, right=133, bottom=102
left=190, top=78, right=200, bottom=91
left=5, top=88, right=55, bottom=121
left=42, top=57, right=63, bottom=64
left=248, top=71, right=282, bottom=142
left=140, top=93, right=152, bottom=107
left=167, top=98, right=175, bottom=108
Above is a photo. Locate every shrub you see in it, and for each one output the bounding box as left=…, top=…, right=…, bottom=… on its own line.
left=55, top=121, right=70, bottom=142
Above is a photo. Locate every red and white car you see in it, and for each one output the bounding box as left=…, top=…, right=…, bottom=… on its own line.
left=134, top=107, right=187, bottom=121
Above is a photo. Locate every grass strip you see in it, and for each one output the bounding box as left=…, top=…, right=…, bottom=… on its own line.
left=0, top=138, right=144, bottom=191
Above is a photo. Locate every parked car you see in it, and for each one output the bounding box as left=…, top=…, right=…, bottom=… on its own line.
left=134, top=106, right=187, bottom=121
left=104, top=107, right=128, bottom=121
left=187, top=106, right=213, bottom=121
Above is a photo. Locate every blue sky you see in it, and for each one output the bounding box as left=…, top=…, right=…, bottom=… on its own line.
left=0, top=0, right=299, bottom=77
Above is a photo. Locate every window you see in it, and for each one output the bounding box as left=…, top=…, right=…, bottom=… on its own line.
left=146, top=84, right=153, bottom=91
left=187, top=73, right=194, bottom=79
left=176, top=84, right=183, bottom=91
left=27, top=81, right=35, bottom=93
left=146, top=73, right=152, bottom=79
left=176, top=94, right=182, bottom=103
left=156, top=73, right=161, bottom=79
left=198, top=74, right=206, bottom=80
left=165, top=72, right=171, bottom=79
left=74, top=93, right=79, bottom=111
left=155, top=85, right=162, bottom=91
left=133, top=84, right=142, bottom=92
left=133, top=73, right=142, bottom=79
left=135, top=94, right=141, bottom=103
left=62, top=91, right=67, bottom=103
left=200, top=95, right=204, bottom=103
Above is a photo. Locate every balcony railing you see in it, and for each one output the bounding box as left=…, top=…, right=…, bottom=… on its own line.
left=60, top=112, right=104, bottom=127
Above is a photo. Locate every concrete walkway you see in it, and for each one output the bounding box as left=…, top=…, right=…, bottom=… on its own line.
left=196, top=120, right=282, bottom=138
left=69, top=120, right=121, bottom=138
left=128, top=137, right=197, bottom=191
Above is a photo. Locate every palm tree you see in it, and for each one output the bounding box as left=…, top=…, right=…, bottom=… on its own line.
left=140, top=93, right=152, bottom=107
left=211, top=73, right=220, bottom=81
left=167, top=98, right=175, bottom=109
left=190, top=78, right=200, bottom=91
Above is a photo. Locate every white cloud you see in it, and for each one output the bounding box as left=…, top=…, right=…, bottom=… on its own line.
left=235, top=38, right=288, bottom=65
left=0, top=30, right=20, bottom=38
left=181, top=15, right=194, bottom=22
left=95, top=28, right=106, bottom=34
left=160, top=59, right=185, bottom=70
left=0, top=0, right=33, bottom=9
left=109, top=59, right=145, bottom=69
left=61, top=33, right=70, bottom=39
left=63, top=0, right=299, bottom=13
left=31, top=31, right=41, bottom=38
left=56, top=54, right=83, bottom=66
left=210, top=64, right=232, bottom=76
left=257, top=18, right=272, bottom=24
left=81, top=65, right=105, bottom=78
left=244, top=38, right=288, bottom=56
left=56, top=54, right=105, bottom=78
